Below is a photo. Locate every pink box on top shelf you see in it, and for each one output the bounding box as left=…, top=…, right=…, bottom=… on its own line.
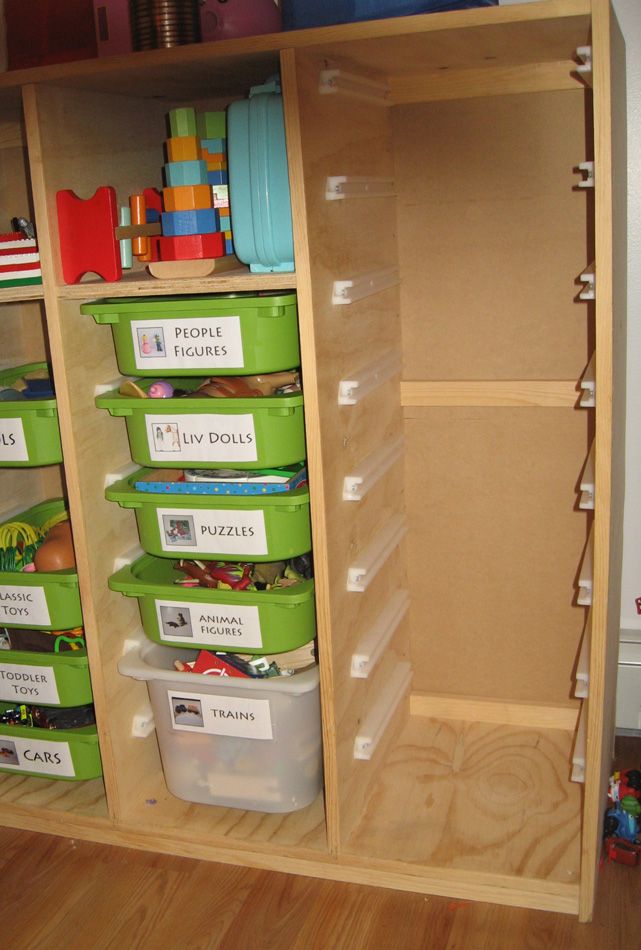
left=93, top=0, right=133, bottom=57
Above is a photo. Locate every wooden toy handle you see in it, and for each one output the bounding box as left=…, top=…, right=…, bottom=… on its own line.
left=129, top=193, right=150, bottom=259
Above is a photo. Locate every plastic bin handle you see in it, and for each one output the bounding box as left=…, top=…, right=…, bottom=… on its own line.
left=102, top=406, right=133, bottom=417
left=118, top=637, right=149, bottom=680
left=89, top=312, right=121, bottom=325
left=267, top=407, right=295, bottom=417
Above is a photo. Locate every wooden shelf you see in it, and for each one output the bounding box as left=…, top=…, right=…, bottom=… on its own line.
left=401, top=380, right=580, bottom=408
left=0, top=286, right=44, bottom=304
left=0, top=0, right=591, bottom=106
left=342, top=712, right=581, bottom=912
left=117, top=782, right=328, bottom=856
left=0, top=774, right=108, bottom=821
left=57, top=267, right=297, bottom=300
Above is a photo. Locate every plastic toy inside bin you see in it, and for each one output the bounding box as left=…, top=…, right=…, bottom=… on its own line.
left=105, top=470, right=312, bottom=561
left=0, top=500, right=82, bottom=630
left=119, top=639, right=322, bottom=812
left=95, top=380, right=306, bottom=469
left=109, top=552, right=316, bottom=653
left=80, top=293, right=300, bottom=377
left=0, top=362, right=62, bottom=467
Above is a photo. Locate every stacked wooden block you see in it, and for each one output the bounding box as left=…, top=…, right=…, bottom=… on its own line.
left=160, top=108, right=233, bottom=262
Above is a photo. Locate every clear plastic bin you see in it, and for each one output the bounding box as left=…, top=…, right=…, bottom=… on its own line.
left=119, top=640, right=323, bottom=812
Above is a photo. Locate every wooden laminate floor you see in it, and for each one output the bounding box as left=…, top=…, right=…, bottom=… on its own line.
left=1, top=739, right=640, bottom=950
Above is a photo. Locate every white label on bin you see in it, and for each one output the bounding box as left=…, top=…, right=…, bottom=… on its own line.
left=0, top=663, right=59, bottom=703
left=145, top=413, right=258, bottom=463
left=156, top=507, right=268, bottom=556
left=168, top=689, right=273, bottom=740
left=0, top=734, right=74, bottom=776
left=0, top=586, right=50, bottom=626
left=0, top=418, right=28, bottom=462
left=155, top=599, right=262, bottom=649
left=130, top=316, right=243, bottom=371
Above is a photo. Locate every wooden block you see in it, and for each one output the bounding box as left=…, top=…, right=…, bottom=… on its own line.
left=163, top=184, right=213, bottom=212
left=207, top=170, right=228, bottom=185
left=201, top=149, right=225, bottom=164
left=56, top=185, right=122, bottom=283
left=161, top=208, right=219, bottom=236
left=143, top=187, right=162, bottom=217
left=166, top=136, right=200, bottom=162
left=158, top=231, right=225, bottom=261
left=200, top=137, right=225, bottom=153
left=197, top=111, right=226, bottom=139
left=164, top=160, right=209, bottom=187
left=148, top=253, right=238, bottom=279
left=168, top=107, right=197, bottom=138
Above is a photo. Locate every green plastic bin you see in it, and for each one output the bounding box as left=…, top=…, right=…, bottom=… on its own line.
left=109, top=553, right=316, bottom=653
left=0, top=709, right=101, bottom=781
left=96, top=379, right=306, bottom=469
left=105, top=470, right=312, bottom=561
left=0, top=648, right=92, bottom=706
left=80, top=293, right=300, bottom=376
left=0, top=363, right=62, bottom=467
left=0, top=499, right=83, bottom=630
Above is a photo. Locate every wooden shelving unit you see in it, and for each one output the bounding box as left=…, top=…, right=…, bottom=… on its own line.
left=0, top=0, right=626, bottom=921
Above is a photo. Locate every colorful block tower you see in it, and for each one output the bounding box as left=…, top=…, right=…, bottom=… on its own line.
left=198, top=110, right=233, bottom=256
left=158, top=107, right=233, bottom=262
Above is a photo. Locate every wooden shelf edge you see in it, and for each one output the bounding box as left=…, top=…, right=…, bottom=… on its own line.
left=335, top=851, right=581, bottom=915
left=389, top=60, right=583, bottom=104
left=0, top=805, right=580, bottom=915
left=410, top=692, right=580, bottom=731
left=401, top=380, right=580, bottom=408
left=0, top=286, right=44, bottom=304
left=0, top=0, right=591, bottom=101
left=56, top=268, right=297, bottom=300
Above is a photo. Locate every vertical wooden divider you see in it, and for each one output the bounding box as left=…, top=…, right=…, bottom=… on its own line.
left=281, top=47, right=411, bottom=853
left=20, top=82, right=170, bottom=819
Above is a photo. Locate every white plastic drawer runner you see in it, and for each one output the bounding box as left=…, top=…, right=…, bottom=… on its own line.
left=343, top=436, right=404, bottom=501
left=351, top=590, right=410, bottom=679
left=354, top=661, right=412, bottom=760
left=347, top=515, right=406, bottom=592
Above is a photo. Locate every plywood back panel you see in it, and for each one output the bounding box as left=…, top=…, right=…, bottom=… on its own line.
left=405, top=407, right=589, bottom=704
left=393, top=90, right=590, bottom=381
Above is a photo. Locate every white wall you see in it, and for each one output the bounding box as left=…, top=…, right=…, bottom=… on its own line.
left=614, top=0, right=641, bottom=633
